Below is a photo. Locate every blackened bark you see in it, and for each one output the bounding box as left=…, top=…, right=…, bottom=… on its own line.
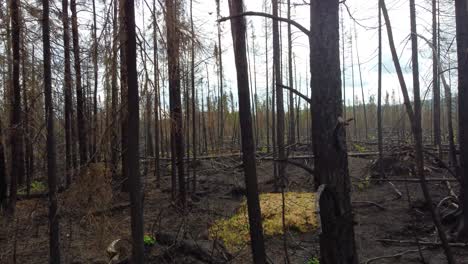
left=432, top=0, right=441, bottom=152
left=43, top=0, right=61, bottom=261
left=0, top=119, right=6, bottom=210
left=165, top=0, right=185, bottom=206
left=8, top=0, right=25, bottom=215
left=287, top=0, right=295, bottom=148
left=71, top=0, right=88, bottom=165
left=153, top=0, right=160, bottom=187
left=92, top=0, right=98, bottom=162
left=120, top=0, right=145, bottom=261
left=456, top=0, right=468, bottom=239
left=309, top=1, right=358, bottom=263
left=228, top=1, right=266, bottom=262
left=63, top=0, right=73, bottom=187
left=111, top=0, right=119, bottom=181
left=119, top=0, right=129, bottom=192
left=273, top=0, right=285, bottom=192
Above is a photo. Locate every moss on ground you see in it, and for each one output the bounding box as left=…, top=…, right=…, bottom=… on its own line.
left=209, top=192, right=318, bottom=252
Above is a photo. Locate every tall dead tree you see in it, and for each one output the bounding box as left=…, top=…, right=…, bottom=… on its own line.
left=377, top=1, right=384, bottom=178
left=166, top=0, right=185, bottom=206
left=273, top=0, right=285, bottom=192
left=71, top=0, right=88, bottom=165
left=228, top=1, right=266, bottom=262
left=153, top=0, right=161, bottom=187
left=62, top=0, right=73, bottom=187
left=456, top=0, right=468, bottom=239
left=432, top=0, right=441, bottom=153
left=215, top=0, right=224, bottom=150
left=120, top=0, right=145, bottom=261
left=190, top=0, right=197, bottom=191
left=111, top=0, right=119, bottom=180
left=92, top=0, right=98, bottom=161
left=43, top=0, right=61, bottom=260
left=8, top=0, right=24, bottom=214
left=310, top=1, right=358, bottom=263
left=287, top=0, right=295, bottom=147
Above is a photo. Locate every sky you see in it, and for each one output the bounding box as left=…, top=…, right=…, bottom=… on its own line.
left=174, top=0, right=458, bottom=108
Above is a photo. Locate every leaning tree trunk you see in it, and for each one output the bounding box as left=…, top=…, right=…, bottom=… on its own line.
left=42, top=0, right=61, bottom=260
left=380, top=0, right=455, bottom=262
left=228, top=1, right=266, bottom=262
left=309, top=1, right=358, bottom=263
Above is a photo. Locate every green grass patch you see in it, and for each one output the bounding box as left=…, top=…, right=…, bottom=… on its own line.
left=209, top=192, right=318, bottom=252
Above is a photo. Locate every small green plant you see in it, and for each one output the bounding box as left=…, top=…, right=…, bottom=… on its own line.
left=353, top=143, right=367, bottom=153
left=143, top=234, right=156, bottom=246
left=306, top=257, right=320, bottom=264
left=31, top=181, right=46, bottom=192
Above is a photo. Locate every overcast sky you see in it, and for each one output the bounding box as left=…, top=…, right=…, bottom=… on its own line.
left=73, top=0, right=458, bottom=109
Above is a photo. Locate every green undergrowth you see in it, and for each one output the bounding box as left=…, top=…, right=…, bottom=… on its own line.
left=209, top=192, right=318, bottom=252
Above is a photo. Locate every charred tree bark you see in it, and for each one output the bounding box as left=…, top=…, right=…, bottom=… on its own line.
left=92, top=0, right=98, bottom=162
left=377, top=2, right=384, bottom=178
left=111, top=0, right=119, bottom=181
left=62, top=0, right=73, bottom=187
left=190, top=0, right=197, bottom=192
left=432, top=0, right=441, bottom=154
left=215, top=0, right=224, bottom=150
left=42, top=0, right=61, bottom=260
left=8, top=0, right=25, bottom=215
left=166, top=0, right=185, bottom=206
left=309, top=1, right=358, bottom=263
left=71, top=0, right=88, bottom=165
left=228, top=1, right=266, bottom=262
left=273, top=0, right=285, bottom=192
left=120, top=0, right=145, bottom=261
left=456, top=0, right=468, bottom=240
left=153, top=0, right=161, bottom=187
left=287, top=0, right=295, bottom=148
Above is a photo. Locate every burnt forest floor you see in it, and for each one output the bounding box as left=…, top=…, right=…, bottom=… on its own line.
left=1, top=144, right=468, bottom=264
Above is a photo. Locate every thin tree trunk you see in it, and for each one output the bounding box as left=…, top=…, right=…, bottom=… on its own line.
left=354, top=24, right=368, bottom=140
left=432, top=0, right=441, bottom=155
left=190, top=0, right=197, bottom=192
left=8, top=0, right=24, bottom=215
left=273, top=0, right=285, bottom=192
left=215, top=0, right=224, bottom=150
left=111, top=0, right=119, bottom=181
left=71, top=0, right=88, bottom=166
left=228, top=1, right=266, bottom=262
left=63, top=0, right=73, bottom=188
left=377, top=2, right=384, bottom=178
left=166, top=0, right=185, bottom=206
left=92, top=0, right=98, bottom=162
left=287, top=0, right=295, bottom=149
left=42, top=0, right=61, bottom=260
left=264, top=2, right=270, bottom=153
left=153, top=0, right=161, bottom=187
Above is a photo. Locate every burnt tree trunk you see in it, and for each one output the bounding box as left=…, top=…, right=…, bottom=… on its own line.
left=456, top=0, right=468, bottom=239
left=43, top=0, right=61, bottom=260
left=71, top=0, right=88, bottom=165
left=8, top=0, right=24, bottom=215
left=166, top=0, right=185, bottom=206
left=120, top=0, right=145, bottom=261
left=309, top=1, right=358, bottom=263
left=228, top=1, right=266, bottom=262
left=62, top=0, right=73, bottom=187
